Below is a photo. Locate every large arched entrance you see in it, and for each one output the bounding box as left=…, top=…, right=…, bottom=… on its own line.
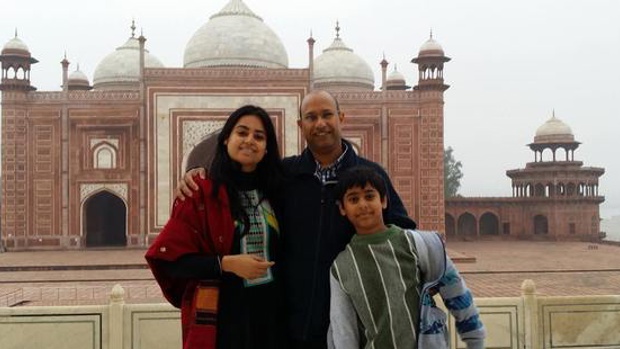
left=533, top=215, right=548, bottom=235
left=84, top=191, right=127, bottom=247
left=479, top=212, right=499, bottom=235
left=457, top=213, right=477, bottom=236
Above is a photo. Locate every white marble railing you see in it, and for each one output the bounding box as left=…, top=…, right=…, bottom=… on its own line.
left=0, top=281, right=619, bottom=349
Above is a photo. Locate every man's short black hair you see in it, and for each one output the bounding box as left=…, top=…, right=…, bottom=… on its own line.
left=334, top=165, right=387, bottom=203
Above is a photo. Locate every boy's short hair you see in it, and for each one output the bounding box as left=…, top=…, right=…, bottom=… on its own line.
left=334, top=165, right=388, bottom=202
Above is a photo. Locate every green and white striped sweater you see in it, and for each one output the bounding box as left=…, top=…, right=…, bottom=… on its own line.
left=330, top=225, right=422, bottom=349
left=329, top=225, right=485, bottom=349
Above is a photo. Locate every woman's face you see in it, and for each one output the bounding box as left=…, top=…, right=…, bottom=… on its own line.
left=224, top=114, right=267, bottom=172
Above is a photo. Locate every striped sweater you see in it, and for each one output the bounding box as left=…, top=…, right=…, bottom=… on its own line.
left=328, top=225, right=485, bottom=349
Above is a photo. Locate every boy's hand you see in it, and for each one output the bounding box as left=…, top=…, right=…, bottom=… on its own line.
left=221, top=254, right=274, bottom=280
left=175, top=168, right=206, bottom=200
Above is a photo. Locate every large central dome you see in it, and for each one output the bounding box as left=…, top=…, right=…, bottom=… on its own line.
left=183, top=0, right=288, bottom=69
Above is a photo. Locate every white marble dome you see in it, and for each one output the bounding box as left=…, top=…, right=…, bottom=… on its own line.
left=534, top=114, right=575, bottom=143
left=387, top=67, right=406, bottom=83
left=2, top=36, right=29, bottom=54
left=69, top=69, right=89, bottom=83
left=93, top=37, right=164, bottom=90
left=313, top=35, right=374, bottom=90
left=386, top=66, right=408, bottom=90
left=418, top=37, right=445, bottom=58
left=183, top=0, right=288, bottom=68
left=68, top=67, right=91, bottom=89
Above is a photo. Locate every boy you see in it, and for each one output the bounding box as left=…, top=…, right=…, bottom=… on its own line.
left=329, top=166, right=485, bottom=349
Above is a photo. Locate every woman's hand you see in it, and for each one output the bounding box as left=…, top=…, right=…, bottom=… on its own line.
left=221, top=254, right=275, bottom=280
left=175, top=168, right=206, bottom=200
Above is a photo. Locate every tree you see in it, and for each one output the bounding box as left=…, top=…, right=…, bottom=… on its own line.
left=444, top=146, right=463, bottom=198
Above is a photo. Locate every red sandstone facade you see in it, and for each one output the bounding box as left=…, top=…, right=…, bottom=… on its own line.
left=0, top=15, right=450, bottom=250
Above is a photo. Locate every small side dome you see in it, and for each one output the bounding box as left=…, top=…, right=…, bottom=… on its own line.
left=2, top=36, right=30, bottom=55
left=534, top=113, right=575, bottom=143
left=68, top=66, right=92, bottom=91
left=183, top=0, right=288, bottom=68
left=386, top=65, right=409, bottom=90
left=93, top=33, right=164, bottom=90
left=313, top=24, right=375, bottom=91
left=418, top=35, right=445, bottom=58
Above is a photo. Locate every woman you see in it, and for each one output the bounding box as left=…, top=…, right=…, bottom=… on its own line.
left=146, top=105, right=286, bottom=349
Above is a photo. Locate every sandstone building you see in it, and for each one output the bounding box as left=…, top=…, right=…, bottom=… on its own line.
left=445, top=114, right=605, bottom=240
left=1, top=0, right=450, bottom=250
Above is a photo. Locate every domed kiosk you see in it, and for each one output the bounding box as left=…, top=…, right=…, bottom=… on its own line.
left=0, top=32, right=38, bottom=91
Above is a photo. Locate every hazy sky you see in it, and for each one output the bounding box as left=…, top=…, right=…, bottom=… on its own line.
left=2, top=0, right=619, bottom=217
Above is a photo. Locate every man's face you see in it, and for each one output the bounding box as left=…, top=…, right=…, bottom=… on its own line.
left=298, top=92, right=345, bottom=155
left=338, top=184, right=387, bottom=235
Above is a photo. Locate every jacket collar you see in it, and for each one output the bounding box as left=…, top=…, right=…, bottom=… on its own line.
left=296, top=139, right=357, bottom=175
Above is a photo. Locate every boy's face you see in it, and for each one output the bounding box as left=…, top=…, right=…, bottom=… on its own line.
left=338, top=183, right=387, bottom=235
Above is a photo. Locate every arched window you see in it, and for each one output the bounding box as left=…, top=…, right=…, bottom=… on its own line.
left=535, top=183, right=545, bottom=197
left=8, top=66, right=16, bottom=79
left=94, top=144, right=117, bottom=169
left=16, top=67, right=25, bottom=80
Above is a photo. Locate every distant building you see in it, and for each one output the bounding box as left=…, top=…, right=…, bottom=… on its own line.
left=1, top=0, right=450, bottom=250
left=446, top=114, right=605, bottom=241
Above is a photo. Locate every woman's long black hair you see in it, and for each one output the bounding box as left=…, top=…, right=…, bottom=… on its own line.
left=209, top=105, right=284, bottom=233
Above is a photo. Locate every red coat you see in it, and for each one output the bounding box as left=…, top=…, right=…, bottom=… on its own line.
left=145, top=177, right=235, bottom=349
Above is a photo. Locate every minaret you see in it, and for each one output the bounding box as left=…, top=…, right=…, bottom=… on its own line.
left=380, top=53, right=388, bottom=91
left=0, top=31, right=38, bottom=91
left=307, top=31, right=315, bottom=91
left=411, top=30, right=450, bottom=91
left=61, top=53, right=70, bottom=92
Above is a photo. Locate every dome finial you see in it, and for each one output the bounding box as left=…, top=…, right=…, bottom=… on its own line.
left=76, top=63, right=80, bottom=71
left=552, top=109, right=556, bottom=119
left=14, top=28, right=18, bottom=38
left=430, top=28, right=433, bottom=39
left=130, top=19, right=136, bottom=38
left=335, top=20, right=340, bottom=39
left=394, top=64, right=398, bottom=72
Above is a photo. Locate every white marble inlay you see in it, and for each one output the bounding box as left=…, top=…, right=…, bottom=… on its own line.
left=154, top=93, right=300, bottom=227
left=80, top=183, right=128, bottom=202
left=182, top=120, right=226, bottom=158
left=90, top=138, right=119, bottom=149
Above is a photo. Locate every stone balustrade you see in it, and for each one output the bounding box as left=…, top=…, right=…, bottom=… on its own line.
left=1, top=281, right=619, bottom=349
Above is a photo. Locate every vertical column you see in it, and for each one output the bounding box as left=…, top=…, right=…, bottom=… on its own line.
left=61, top=60, right=70, bottom=246
left=380, top=57, right=389, bottom=169
left=307, top=34, right=315, bottom=91
left=108, top=284, right=126, bottom=348
left=138, top=34, right=147, bottom=246
left=522, top=279, right=540, bottom=349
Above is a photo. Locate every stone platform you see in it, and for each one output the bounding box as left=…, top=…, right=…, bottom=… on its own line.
left=1, top=241, right=619, bottom=306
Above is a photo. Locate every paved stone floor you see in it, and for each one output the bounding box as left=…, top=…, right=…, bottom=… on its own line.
left=1, top=241, right=619, bottom=305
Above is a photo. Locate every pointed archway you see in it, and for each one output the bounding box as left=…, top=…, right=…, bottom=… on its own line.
left=457, top=213, right=477, bottom=236
left=479, top=212, right=500, bottom=235
left=84, top=191, right=127, bottom=247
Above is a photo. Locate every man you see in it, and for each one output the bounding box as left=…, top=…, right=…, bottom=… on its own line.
left=176, top=90, right=416, bottom=349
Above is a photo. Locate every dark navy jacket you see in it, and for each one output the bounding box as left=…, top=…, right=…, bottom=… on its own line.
left=279, top=140, right=416, bottom=343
